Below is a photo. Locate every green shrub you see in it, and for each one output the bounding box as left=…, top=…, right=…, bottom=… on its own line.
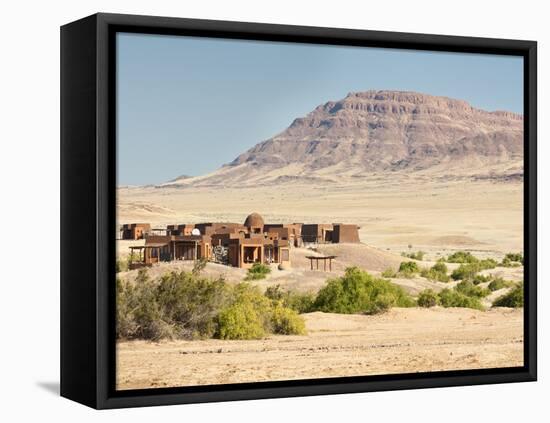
left=155, top=270, right=230, bottom=339
left=313, top=267, right=414, bottom=315
left=398, top=261, right=420, bottom=278
left=381, top=268, right=397, bottom=278
left=116, top=271, right=307, bottom=341
left=271, top=305, right=306, bottom=335
left=446, top=251, right=478, bottom=264
left=472, top=274, right=491, bottom=285
left=493, top=283, right=524, bottom=308
left=500, top=253, right=523, bottom=267
left=451, top=263, right=482, bottom=280
left=479, top=258, right=498, bottom=270
left=488, top=277, right=512, bottom=291
left=217, top=301, right=266, bottom=340
left=417, top=289, right=439, bottom=308
left=455, top=280, right=490, bottom=298
left=402, top=251, right=425, bottom=260
left=505, top=253, right=524, bottom=263
left=116, top=271, right=177, bottom=340
left=420, top=262, right=450, bottom=282
left=438, top=288, right=484, bottom=310
left=217, top=283, right=306, bottom=339
left=264, top=285, right=315, bottom=313
left=245, top=263, right=272, bottom=280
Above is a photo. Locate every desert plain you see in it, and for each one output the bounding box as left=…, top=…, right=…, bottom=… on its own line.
left=115, top=174, right=524, bottom=389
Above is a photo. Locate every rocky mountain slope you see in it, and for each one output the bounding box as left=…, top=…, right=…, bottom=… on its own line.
left=165, top=90, right=523, bottom=187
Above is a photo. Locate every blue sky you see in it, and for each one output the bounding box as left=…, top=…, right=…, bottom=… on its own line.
left=117, top=33, right=523, bottom=185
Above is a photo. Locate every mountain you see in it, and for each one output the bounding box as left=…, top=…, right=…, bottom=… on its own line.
left=165, top=90, right=523, bottom=187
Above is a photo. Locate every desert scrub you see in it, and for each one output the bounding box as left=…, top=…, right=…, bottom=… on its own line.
left=155, top=270, right=230, bottom=339
left=472, top=274, right=491, bottom=285
left=264, top=285, right=315, bottom=313
left=417, top=289, right=439, bottom=308
left=381, top=268, right=397, bottom=278
left=401, top=250, right=425, bottom=261
left=478, top=258, right=498, bottom=270
left=270, top=304, right=306, bottom=335
left=493, top=282, right=524, bottom=308
left=500, top=253, right=524, bottom=267
left=454, top=280, right=490, bottom=298
left=116, top=270, right=306, bottom=341
left=438, top=288, right=484, bottom=310
left=115, top=252, right=140, bottom=273
left=217, top=283, right=307, bottom=338
left=445, top=251, right=479, bottom=264
left=116, top=270, right=175, bottom=340
left=398, top=261, right=420, bottom=278
left=488, top=277, right=513, bottom=292
left=217, top=301, right=266, bottom=339
left=313, top=267, right=415, bottom=315
left=420, top=262, right=450, bottom=282
left=245, top=263, right=272, bottom=280
left=451, top=263, right=481, bottom=280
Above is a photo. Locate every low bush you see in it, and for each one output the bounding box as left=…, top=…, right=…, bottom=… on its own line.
left=438, top=288, right=484, bottom=310
left=398, top=261, right=420, bottom=278
left=493, top=283, right=524, bottom=308
left=454, top=280, right=490, bottom=298
left=217, top=301, right=266, bottom=340
left=313, top=267, right=415, bottom=315
left=116, top=271, right=306, bottom=341
left=505, top=252, right=524, bottom=263
left=472, top=274, right=491, bottom=285
left=264, top=285, right=315, bottom=313
left=420, top=262, right=450, bottom=282
left=381, top=268, right=397, bottom=278
left=402, top=251, right=425, bottom=261
left=500, top=253, right=523, bottom=267
left=488, top=277, right=512, bottom=292
left=245, top=263, right=272, bottom=280
left=417, top=289, right=439, bottom=308
left=271, top=305, right=306, bottom=335
left=479, top=258, right=498, bottom=270
left=155, top=270, right=230, bottom=339
left=115, top=252, right=139, bottom=273
left=446, top=251, right=478, bottom=264
left=451, top=263, right=481, bottom=280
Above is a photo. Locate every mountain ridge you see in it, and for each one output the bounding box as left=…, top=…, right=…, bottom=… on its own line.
left=164, top=90, right=523, bottom=187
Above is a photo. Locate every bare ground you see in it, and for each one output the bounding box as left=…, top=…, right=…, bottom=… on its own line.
left=116, top=307, right=523, bottom=390
left=115, top=177, right=524, bottom=389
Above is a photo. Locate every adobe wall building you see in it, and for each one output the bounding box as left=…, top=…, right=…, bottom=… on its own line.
left=120, top=223, right=151, bottom=240
left=123, top=213, right=359, bottom=270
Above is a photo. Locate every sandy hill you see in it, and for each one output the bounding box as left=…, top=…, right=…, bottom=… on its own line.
left=164, top=90, right=523, bottom=187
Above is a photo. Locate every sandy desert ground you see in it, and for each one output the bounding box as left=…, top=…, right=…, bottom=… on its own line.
left=115, top=176, right=524, bottom=389
left=117, top=175, right=523, bottom=257
left=117, top=307, right=523, bottom=390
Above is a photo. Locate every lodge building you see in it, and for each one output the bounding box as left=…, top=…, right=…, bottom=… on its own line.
left=123, top=213, right=359, bottom=270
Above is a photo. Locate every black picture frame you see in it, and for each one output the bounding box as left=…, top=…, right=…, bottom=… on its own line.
left=60, top=12, right=537, bottom=409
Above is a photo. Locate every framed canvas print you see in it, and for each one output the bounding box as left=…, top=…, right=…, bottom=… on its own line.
left=60, top=13, right=537, bottom=409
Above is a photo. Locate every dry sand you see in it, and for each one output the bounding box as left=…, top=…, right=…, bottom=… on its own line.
left=116, top=307, right=523, bottom=390
left=115, top=176, right=524, bottom=389
left=117, top=175, right=523, bottom=258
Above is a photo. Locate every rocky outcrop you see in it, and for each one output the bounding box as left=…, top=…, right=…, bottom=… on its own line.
left=167, top=90, right=523, bottom=187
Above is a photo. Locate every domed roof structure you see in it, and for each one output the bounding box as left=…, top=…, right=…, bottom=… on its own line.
left=244, top=212, right=264, bottom=228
